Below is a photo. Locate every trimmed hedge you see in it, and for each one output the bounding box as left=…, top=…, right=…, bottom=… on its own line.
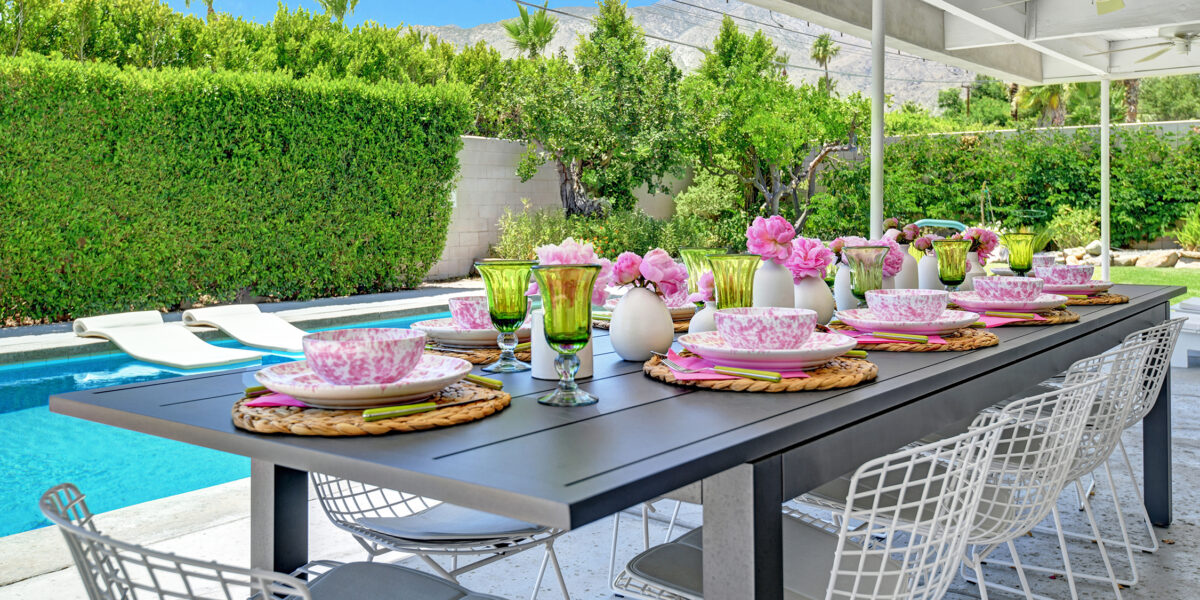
left=0, top=55, right=471, bottom=323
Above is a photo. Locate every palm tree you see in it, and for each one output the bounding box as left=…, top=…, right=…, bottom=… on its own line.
left=1123, top=79, right=1141, bottom=123
left=183, top=0, right=215, bottom=23
left=1018, top=84, right=1070, bottom=126
left=1009, top=82, right=1020, bottom=122
left=504, top=2, right=558, bottom=59
left=810, top=33, right=840, bottom=95
left=317, top=0, right=359, bottom=25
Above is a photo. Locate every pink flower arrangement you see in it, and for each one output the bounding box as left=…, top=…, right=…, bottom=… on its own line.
left=829, top=235, right=868, bottom=264
left=954, top=227, right=1000, bottom=265
left=746, top=215, right=796, bottom=264
left=686, top=270, right=715, bottom=304
left=529, top=237, right=614, bottom=305
left=785, top=236, right=836, bottom=283
left=882, top=217, right=900, bottom=230
left=882, top=218, right=920, bottom=244
left=876, top=236, right=905, bottom=278
left=612, top=248, right=689, bottom=299
left=912, top=234, right=943, bottom=255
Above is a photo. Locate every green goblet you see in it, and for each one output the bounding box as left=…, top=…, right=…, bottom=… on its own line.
left=679, top=247, right=728, bottom=297
left=934, top=239, right=973, bottom=292
left=1003, top=233, right=1036, bottom=277
left=707, top=253, right=760, bottom=309
left=532, top=264, right=600, bottom=407
left=474, top=260, right=536, bottom=373
left=843, top=246, right=889, bottom=308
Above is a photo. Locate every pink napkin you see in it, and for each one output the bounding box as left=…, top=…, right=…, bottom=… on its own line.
left=839, top=329, right=947, bottom=345
left=979, top=313, right=1046, bottom=327
left=667, top=349, right=809, bottom=380
left=245, top=393, right=309, bottom=408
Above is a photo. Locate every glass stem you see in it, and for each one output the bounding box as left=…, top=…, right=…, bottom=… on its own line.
left=497, top=331, right=518, bottom=360
left=554, top=353, right=580, bottom=393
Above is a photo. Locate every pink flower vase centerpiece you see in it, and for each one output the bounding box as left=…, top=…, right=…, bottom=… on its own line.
left=608, top=248, right=689, bottom=361
left=830, top=235, right=902, bottom=310
left=883, top=221, right=921, bottom=289
left=954, top=227, right=999, bottom=291
left=528, top=238, right=613, bottom=380
left=786, top=237, right=836, bottom=324
left=746, top=215, right=797, bottom=308
left=687, top=270, right=718, bottom=334
left=913, top=234, right=945, bottom=290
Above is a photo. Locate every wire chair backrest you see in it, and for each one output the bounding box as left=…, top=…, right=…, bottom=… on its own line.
left=1061, top=340, right=1154, bottom=481
left=310, top=472, right=437, bottom=529
left=1122, top=317, right=1187, bottom=428
left=968, top=375, right=1106, bottom=546
left=825, top=413, right=1009, bottom=600
left=39, top=483, right=311, bottom=600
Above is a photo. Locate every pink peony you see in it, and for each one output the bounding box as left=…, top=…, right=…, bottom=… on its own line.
left=875, top=236, right=905, bottom=277
left=912, top=233, right=942, bottom=254
left=640, top=248, right=688, bottom=298
left=901, top=223, right=920, bottom=243
left=528, top=237, right=614, bottom=304
left=612, top=252, right=643, bottom=286
left=960, top=227, right=1000, bottom=265
left=882, top=217, right=899, bottom=230
left=687, top=270, right=716, bottom=304
left=833, top=236, right=869, bottom=264
left=785, top=237, right=836, bottom=283
left=745, top=215, right=796, bottom=264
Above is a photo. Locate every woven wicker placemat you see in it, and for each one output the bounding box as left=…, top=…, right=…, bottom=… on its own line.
left=424, top=347, right=532, bottom=365
left=1065, top=293, right=1129, bottom=306
left=1005, top=307, right=1081, bottom=326
left=594, top=320, right=690, bottom=333
left=231, top=381, right=510, bottom=436
left=643, top=353, right=876, bottom=392
left=827, top=324, right=999, bottom=352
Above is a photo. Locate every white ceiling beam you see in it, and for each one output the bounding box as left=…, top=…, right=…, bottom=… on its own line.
left=944, top=13, right=1012, bottom=50
left=1031, top=0, right=1200, bottom=41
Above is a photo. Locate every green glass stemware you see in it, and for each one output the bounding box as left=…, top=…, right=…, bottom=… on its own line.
left=707, top=253, right=760, bottom=310
left=1003, top=233, right=1036, bottom=277
left=842, top=246, right=889, bottom=308
left=934, top=239, right=973, bottom=292
left=532, top=264, right=600, bottom=407
left=679, top=247, right=728, bottom=296
left=474, top=260, right=537, bottom=373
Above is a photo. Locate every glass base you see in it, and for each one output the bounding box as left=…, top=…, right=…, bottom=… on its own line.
left=481, top=356, right=531, bottom=373
left=538, top=388, right=598, bottom=407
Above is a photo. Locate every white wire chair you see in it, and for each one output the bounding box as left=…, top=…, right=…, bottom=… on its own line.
left=609, top=413, right=1011, bottom=600
left=40, top=483, right=505, bottom=600
left=310, top=472, right=570, bottom=600
left=607, top=499, right=684, bottom=593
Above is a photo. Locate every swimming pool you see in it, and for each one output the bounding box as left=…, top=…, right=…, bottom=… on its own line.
left=0, top=312, right=447, bottom=537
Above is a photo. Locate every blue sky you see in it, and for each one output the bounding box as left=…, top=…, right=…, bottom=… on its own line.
left=165, top=1, right=657, bottom=29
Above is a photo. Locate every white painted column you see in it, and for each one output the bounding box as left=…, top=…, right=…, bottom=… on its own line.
left=869, top=0, right=885, bottom=240
left=1100, top=78, right=1111, bottom=281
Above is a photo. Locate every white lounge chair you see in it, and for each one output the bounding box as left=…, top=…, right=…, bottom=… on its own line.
left=183, top=305, right=306, bottom=353
left=74, top=311, right=261, bottom=369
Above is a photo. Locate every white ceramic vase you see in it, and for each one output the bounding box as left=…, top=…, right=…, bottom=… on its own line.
left=793, top=276, right=835, bottom=325
left=882, top=276, right=896, bottom=290
left=894, top=244, right=919, bottom=289
left=609, top=287, right=674, bottom=362
left=917, top=253, right=940, bottom=290
left=531, top=309, right=593, bottom=380
left=962, top=251, right=986, bottom=291
left=752, top=260, right=794, bottom=308
left=688, top=301, right=717, bottom=334
left=833, top=264, right=857, bottom=311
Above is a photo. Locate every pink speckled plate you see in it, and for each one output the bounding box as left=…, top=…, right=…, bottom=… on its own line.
left=254, top=354, right=472, bottom=408
left=1041, top=281, right=1114, bottom=295
left=836, top=309, right=981, bottom=336
left=410, top=318, right=531, bottom=348
left=950, top=292, right=1069, bottom=313
left=604, top=297, right=696, bottom=320
left=677, top=330, right=857, bottom=371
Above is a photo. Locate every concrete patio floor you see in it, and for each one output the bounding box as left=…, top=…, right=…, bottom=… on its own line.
left=2, top=365, right=1197, bottom=600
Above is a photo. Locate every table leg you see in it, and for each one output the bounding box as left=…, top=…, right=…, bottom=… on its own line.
left=250, top=459, right=309, bottom=572
left=702, top=456, right=783, bottom=600
left=1144, top=365, right=1172, bottom=527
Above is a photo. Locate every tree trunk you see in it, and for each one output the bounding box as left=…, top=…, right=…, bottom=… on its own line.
left=1009, top=82, right=1019, bottom=122
left=1123, top=79, right=1140, bottom=123
left=556, top=159, right=602, bottom=216
left=11, top=0, right=24, bottom=57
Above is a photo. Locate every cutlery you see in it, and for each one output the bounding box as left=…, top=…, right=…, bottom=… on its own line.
left=464, top=373, right=504, bottom=390
left=984, top=310, right=1038, bottom=319
left=868, top=331, right=930, bottom=344
left=362, top=397, right=491, bottom=422
left=651, top=351, right=781, bottom=382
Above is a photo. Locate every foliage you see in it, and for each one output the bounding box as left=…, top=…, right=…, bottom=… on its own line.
left=315, top=0, right=357, bottom=24
left=672, top=168, right=741, bottom=219
left=937, top=75, right=1013, bottom=129
left=1140, top=75, right=1200, bottom=122
left=809, top=32, right=838, bottom=95
left=503, top=1, right=557, bottom=59
left=1109, top=267, right=1197, bottom=306
left=1174, top=203, right=1200, bottom=251
left=0, top=54, right=471, bottom=323
left=1047, top=206, right=1100, bottom=249
left=887, top=102, right=966, bottom=135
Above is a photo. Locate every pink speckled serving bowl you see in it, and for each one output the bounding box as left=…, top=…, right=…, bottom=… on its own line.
left=864, top=289, right=949, bottom=322
left=448, top=295, right=493, bottom=329
left=1032, top=253, right=1058, bottom=268
left=973, top=276, right=1044, bottom=302
left=1034, top=264, right=1093, bottom=285
left=302, top=328, right=426, bottom=385
left=714, top=307, right=817, bottom=350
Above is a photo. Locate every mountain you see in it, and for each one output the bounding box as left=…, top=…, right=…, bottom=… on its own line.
left=415, top=0, right=974, bottom=109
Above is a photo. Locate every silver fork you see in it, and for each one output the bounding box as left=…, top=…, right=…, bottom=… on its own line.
left=650, top=351, right=781, bottom=382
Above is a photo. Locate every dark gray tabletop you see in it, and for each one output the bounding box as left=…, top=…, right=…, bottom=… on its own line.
left=50, top=284, right=1184, bottom=530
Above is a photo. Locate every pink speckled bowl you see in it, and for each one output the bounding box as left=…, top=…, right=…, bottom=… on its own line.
left=714, top=307, right=817, bottom=350
left=1032, top=253, right=1058, bottom=268
left=1034, top=264, right=1093, bottom=285
left=973, top=276, right=1044, bottom=301
left=448, top=295, right=492, bottom=329
left=302, top=328, right=426, bottom=385
left=865, top=289, right=948, bottom=322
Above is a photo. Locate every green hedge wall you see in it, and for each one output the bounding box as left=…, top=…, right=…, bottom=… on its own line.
left=0, top=55, right=471, bottom=323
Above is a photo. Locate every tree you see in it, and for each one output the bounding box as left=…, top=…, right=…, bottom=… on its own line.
left=503, top=2, right=557, bottom=59
left=1123, top=78, right=1140, bottom=123
left=809, top=32, right=839, bottom=95
left=184, top=0, right=215, bottom=23
left=1018, top=84, right=1069, bottom=126
left=316, top=0, right=357, bottom=25
left=1141, top=75, right=1200, bottom=121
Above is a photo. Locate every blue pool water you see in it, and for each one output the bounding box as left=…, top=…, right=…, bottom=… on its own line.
left=0, top=312, right=447, bottom=537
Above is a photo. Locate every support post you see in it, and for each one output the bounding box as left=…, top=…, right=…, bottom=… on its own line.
left=1100, top=78, right=1111, bottom=281
left=251, top=459, right=309, bottom=572
left=702, top=457, right=784, bottom=600
left=1144, top=304, right=1173, bottom=526
left=869, top=0, right=885, bottom=240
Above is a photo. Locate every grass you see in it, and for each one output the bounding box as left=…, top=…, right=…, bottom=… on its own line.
left=1108, top=266, right=1198, bottom=305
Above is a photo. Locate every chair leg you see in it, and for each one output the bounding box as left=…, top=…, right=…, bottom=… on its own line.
left=664, top=500, right=681, bottom=543
left=641, top=503, right=650, bottom=550
left=530, top=546, right=552, bottom=600
left=607, top=512, right=621, bottom=587
left=1101, top=460, right=1140, bottom=585
left=1076, top=480, right=1125, bottom=599
left=546, top=543, right=572, bottom=600
left=418, top=553, right=458, bottom=583
left=1007, top=539, right=1036, bottom=600
left=1052, top=506, right=1081, bottom=600
left=1117, top=437, right=1160, bottom=553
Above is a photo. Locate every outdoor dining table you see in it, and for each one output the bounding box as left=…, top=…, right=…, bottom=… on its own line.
left=51, top=283, right=1183, bottom=600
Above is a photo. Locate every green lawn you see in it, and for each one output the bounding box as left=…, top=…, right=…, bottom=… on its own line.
left=1108, top=266, right=1199, bottom=305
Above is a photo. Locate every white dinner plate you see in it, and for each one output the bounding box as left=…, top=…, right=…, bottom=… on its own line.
left=1041, top=281, right=1114, bottom=295
left=836, top=309, right=981, bottom=336
left=254, top=355, right=472, bottom=408
left=677, top=331, right=857, bottom=371
left=949, top=292, right=1069, bottom=313
left=410, top=318, right=531, bottom=348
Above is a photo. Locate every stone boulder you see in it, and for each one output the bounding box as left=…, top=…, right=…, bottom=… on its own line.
left=1113, top=253, right=1139, bottom=267
left=1182, top=250, right=1200, bottom=260
left=1085, top=240, right=1104, bottom=256
left=1177, top=257, right=1200, bottom=269
left=1135, top=251, right=1180, bottom=268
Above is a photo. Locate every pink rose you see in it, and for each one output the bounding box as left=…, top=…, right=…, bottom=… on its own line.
left=746, top=215, right=796, bottom=264
left=687, top=270, right=716, bottom=304
left=901, top=223, right=920, bottom=242
left=874, top=236, right=905, bottom=278
left=785, top=237, right=836, bottom=283
left=526, top=237, right=613, bottom=304
left=912, top=234, right=942, bottom=254
left=640, top=248, right=688, bottom=297
left=835, top=236, right=869, bottom=264
left=612, top=252, right=643, bottom=286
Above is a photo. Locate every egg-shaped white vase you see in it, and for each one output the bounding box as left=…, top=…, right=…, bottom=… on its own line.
left=962, top=251, right=986, bottom=291
left=688, top=301, right=717, bottom=334
left=917, top=254, right=941, bottom=290
left=752, top=260, right=794, bottom=308
left=833, top=264, right=857, bottom=311
left=793, top=276, right=835, bottom=325
left=894, top=244, right=919, bottom=289
left=531, top=309, right=593, bottom=380
left=610, top=287, right=674, bottom=362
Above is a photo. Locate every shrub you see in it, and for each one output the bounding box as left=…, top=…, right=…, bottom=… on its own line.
left=1047, top=206, right=1100, bottom=249
left=1175, top=204, right=1200, bottom=251
left=0, top=55, right=471, bottom=323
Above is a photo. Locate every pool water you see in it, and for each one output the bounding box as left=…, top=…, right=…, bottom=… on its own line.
left=0, top=312, right=447, bottom=537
